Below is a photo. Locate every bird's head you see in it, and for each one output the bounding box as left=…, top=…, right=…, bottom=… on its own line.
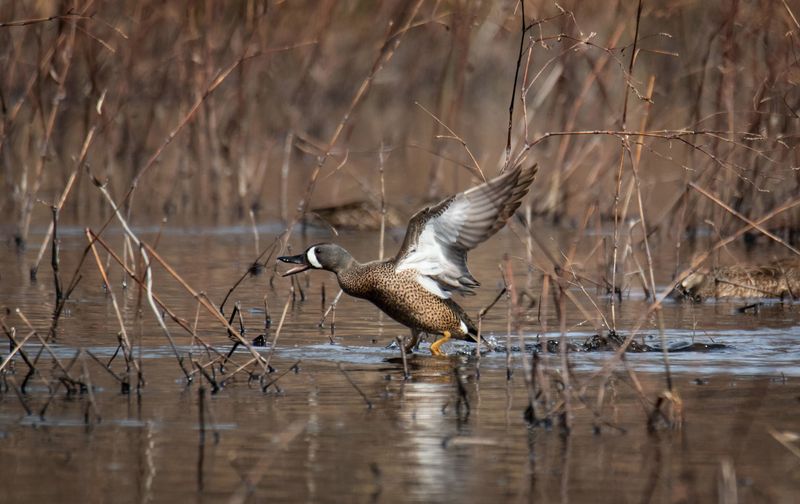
left=278, top=243, right=353, bottom=276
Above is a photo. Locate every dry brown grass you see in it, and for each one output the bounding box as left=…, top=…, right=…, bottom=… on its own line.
left=0, top=1, right=795, bottom=243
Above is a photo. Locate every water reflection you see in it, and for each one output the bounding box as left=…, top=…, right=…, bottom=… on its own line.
left=1, top=227, right=799, bottom=501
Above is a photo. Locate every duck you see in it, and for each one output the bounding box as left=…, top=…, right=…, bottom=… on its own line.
left=673, top=257, right=800, bottom=301
left=304, top=200, right=405, bottom=231
left=278, top=163, right=538, bottom=356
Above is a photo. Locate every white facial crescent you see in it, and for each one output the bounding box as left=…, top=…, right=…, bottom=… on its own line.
left=307, top=248, right=322, bottom=268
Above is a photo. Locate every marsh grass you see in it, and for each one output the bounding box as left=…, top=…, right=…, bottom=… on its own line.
left=1, top=0, right=799, bottom=445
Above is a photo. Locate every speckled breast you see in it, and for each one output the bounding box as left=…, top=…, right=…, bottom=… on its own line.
left=337, top=261, right=467, bottom=336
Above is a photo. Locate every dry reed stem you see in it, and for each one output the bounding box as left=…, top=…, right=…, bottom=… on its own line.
left=500, top=266, right=513, bottom=380
left=556, top=281, right=572, bottom=433
left=0, top=330, right=36, bottom=373
left=280, top=131, right=293, bottom=223
left=14, top=308, right=82, bottom=388
left=89, top=231, right=208, bottom=342
left=94, top=179, right=191, bottom=380
left=80, top=352, right=101, bottom=424
left=318, top=289, right=344, bottom=328
left=522, top=226, right=603, bottom=331
left=263, top=293, right=292, bottom=379
left=588, top=195, right=800, bottom=392
left=37, top=350, right=83, bottom=417
left=192, top=358, right=220, bottom=393
left=30, top=166, right=80, bottom=278
left=503, top=257, right=537, bottom=421
left=0, top=322, right=49, bottom=390
left=475, top=287, right=506, bottom=365
left=142, top=242, right=269, bottom=373
left=608, top=0, right=644, bottom=334
left=274, top=1, right=424, bottom=259
left=556, top=210, right=611, bottom=331
left=689, top=183, right=800, bottom=257
left=622, top=0, right=644, bottom=129
left=537, top=274, right=554, bottom=410
left=414, top=101, right=485, bottom=181
left=609, top=149, right=626, bottom=330
left=85, top=350, right=126, bottom=385
left=511, top=9, right=575, bottom=159
left=221, top=236, right=281, bottom=313
left=510, top=127, right=769, bottom=205
left=396, top=336, right=410, bottom=380
left=628, top=76, right=674, bottom=394
left=85, top=228, right=141, bottom=385
left=0, top=10, right=92, bottom=28
left=260, top=360, right=301, bottom=392
left=11, top=2, right=84, bottom=248
left=378, top=142, right=387, bottom=261
left=49, top=205, right=63, bottom=304
left=49, top=169, right=141, bottom=339
left=783, top=0, right=800, bottom=30
left=218, top=357, right=260, bottom=388
left=505, top=0, right=528, bottom=168
left=519, top=25, right=535, bottom=152
left=123, top=40, right=317, bottom=211
left=248, top=209, right=259, bottom=255
left=768, top=426, right=800, bottom=459
left=539, top=24, right=625, bottom=216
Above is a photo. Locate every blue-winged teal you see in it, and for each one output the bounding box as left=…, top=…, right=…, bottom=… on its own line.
left=279, top=163, right=537, bottom=356
left=673, top=258, right=800, bottom=301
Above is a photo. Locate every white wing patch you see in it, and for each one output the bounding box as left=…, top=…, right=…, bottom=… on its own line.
left=396, top=225, right=455, bottom=299
left=307, top=248, right=322, bottom=268
left=396, top=226, right=445, bottom=275
left=459, top=320, right=469, bottom=335
left=417, top=274, right=450, bottom=299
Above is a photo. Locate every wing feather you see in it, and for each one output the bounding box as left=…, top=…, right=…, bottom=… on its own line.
left=395, top=163, right=537, bottom=298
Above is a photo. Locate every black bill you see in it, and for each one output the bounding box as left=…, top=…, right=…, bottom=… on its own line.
left=278, top=253, right=310, bottom=276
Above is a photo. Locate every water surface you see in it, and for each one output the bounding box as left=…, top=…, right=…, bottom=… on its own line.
left=1, top=225, right=798, bottom=502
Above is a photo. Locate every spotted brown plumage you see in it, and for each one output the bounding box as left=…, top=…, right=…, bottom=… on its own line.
left=337, top=261, right=476, bottom=338
left=278, top=163, right=538, bottom=355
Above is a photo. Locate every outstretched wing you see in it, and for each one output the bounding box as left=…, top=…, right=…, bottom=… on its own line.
left=395, top=163, right=537, bottom=298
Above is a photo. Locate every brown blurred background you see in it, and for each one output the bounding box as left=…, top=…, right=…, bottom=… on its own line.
left=1, top=0, right=798, bottom=249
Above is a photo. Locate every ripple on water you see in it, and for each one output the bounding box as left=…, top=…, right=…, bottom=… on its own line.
left=33, top=323, right=800, bottom=377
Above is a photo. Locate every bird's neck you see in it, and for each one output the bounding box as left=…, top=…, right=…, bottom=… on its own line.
left=335, top=259, right=372, bottom=297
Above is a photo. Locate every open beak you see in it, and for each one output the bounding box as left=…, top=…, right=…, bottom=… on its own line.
left=278, top=253, right=310, bottom=276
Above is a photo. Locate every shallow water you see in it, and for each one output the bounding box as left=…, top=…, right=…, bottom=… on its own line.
left=1, top=224, right=799, bottom=503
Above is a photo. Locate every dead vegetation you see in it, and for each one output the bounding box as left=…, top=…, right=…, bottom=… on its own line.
left=0, top=0, right=798, bottom=447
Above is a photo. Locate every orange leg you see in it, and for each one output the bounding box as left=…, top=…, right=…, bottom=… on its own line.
left=430, top=330, right=451, bottom=356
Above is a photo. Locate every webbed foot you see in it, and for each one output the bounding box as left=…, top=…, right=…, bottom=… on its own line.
left=430, top=330, right=451, bottom=356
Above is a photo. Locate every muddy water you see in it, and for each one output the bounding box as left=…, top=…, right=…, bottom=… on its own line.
left=1, top=224, right=799, bottom=503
